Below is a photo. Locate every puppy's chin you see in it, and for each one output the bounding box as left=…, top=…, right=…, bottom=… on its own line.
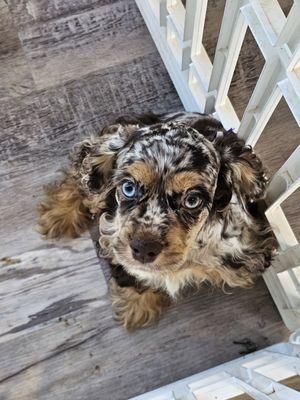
left=113, top=244, right=185, bottom=274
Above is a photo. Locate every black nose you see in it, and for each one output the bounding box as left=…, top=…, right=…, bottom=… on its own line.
left=130, top=237, right=163, bottom=264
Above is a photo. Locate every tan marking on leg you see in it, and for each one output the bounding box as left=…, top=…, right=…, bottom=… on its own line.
left=37, top=172, right=91, bottom=239
left=109, top=279, right=171, bottom=331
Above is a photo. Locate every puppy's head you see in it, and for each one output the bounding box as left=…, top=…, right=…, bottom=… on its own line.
left=73, top=115, right=267, bottom=273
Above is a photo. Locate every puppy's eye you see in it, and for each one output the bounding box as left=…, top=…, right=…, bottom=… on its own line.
left=184, top=192, right=202, bottom=209
left=122, top=181, right=136, bottom=198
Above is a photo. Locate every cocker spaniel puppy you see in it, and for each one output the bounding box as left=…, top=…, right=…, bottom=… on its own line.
left=38, top=112, right=276, bottom=330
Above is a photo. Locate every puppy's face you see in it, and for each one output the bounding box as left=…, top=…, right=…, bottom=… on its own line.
left=107, top=124, right=220, bottom=272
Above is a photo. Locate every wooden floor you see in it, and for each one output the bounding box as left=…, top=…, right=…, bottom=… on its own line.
left=0, top=0, right=298, bottom=399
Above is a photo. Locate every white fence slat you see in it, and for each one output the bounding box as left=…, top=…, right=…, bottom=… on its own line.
left=213, top=98, right=241, bottom=132
left=263, top=266, right=295, bottom=310
left=265, top=149, right=300, bottom=251
left=231, top=377, right=275, bottom=400
left=250, top=0, right=286, bottom=45
left=183, top=0, right=197, bottom=42
left=289, top=268, right=300, bottom=294
left=131, top=339, right=300, bottom=399
left=231, top=367, right=300, bottom=400
left=206, top=0, right=247, bottom=113
left=148, top=0, right=159, bottom=20
left=266, top=206, right=298, bottom=250
left=265, top=342, right=300, bottom=358
left=273, top=244, right=300, bottom=273
left=188, top=62, right=209, bottom=111
left=267, top=146, right=300, bottom=205
left=186, top=372, right=229, bottom=391
left=238, top=60, right=282, bottom=145
left=166, top=1, right=199, bottom=71
left=159, top=0, right=168, bottom=27
left=190, top=375, right=245, bottom=398
left=264, top=270, right=300, bottom=331
left=278, top=79, right=300, bottom=126
left=190, top=0, right=208, bottom=57
left=189, top=47, right=212, bottom=92
left=135, top=0, right=198, bottom=111
left=167, top=0, right=185, bottom=40
left=167, top=16, right=190, bottom=70
left=241, top=3, right=274, bottom=59
left=276, top=2, right=300, bottom=48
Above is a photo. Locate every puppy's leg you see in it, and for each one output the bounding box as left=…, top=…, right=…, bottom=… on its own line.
left=37, top=171, right=91, bottom=239
left=109, top=279, right=171, bottom=330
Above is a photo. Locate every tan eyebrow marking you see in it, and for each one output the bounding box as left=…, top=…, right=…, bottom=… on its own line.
left=168, top=171, right=203, bottom=193
left=125, top=162, right=156, bottom=186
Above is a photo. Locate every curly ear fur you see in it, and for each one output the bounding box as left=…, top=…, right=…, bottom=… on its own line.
left=37, top=117, right=149, bottom=239
left=212, top=133, right=268, bottom=211
left=37, top=170, right=92, bottom=239
left=212, top=165, right=233, bottom=212
left=188, top=115, right=268, bottom=211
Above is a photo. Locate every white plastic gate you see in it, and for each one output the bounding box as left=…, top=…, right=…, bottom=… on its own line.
left=135, top=0, right=300, bottom=332
left=131, top=330, right=300, bottom=400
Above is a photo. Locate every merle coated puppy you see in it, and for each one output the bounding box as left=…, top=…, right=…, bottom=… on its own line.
left=38, top=112, right=276, bottom=330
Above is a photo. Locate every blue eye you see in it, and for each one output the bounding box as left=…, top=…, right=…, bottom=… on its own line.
left=122, top=181, right=136, bottom=198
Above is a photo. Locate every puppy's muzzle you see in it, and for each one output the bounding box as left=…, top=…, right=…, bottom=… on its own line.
left=130, top=237, right=163, bottom=264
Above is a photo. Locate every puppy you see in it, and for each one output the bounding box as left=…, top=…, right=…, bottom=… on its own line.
left=38, top=112, right=276, bottom=330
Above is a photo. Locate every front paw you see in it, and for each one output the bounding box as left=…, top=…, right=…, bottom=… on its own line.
left=109, top=279, right=171, bottom=331
left=37, top=180, right=90, bottom=239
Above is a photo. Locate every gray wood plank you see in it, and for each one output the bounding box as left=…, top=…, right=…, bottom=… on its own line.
left=0, top=254, right=289, bottom=400
left=0, top=237, right=110, bottom=399
left=15, top=0, right=158, bottom=89
left=0, top=0, right=35, bottom=100
left=0, top=230, right=288, bottom=400
left=7, top=0, right=118, bottom=27
left=0, top=52, right=181, bottom=172
left=0, top=237, right=106, bottom=340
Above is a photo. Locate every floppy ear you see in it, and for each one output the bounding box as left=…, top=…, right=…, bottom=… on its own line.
left=189, top=115, right=268, bottom=210
left=71, top=123, right=137, bottom=196
left=37, top=121, right=139, bottom=239
left=213, top=163, right=233, bottom=212
left=190, top=114, right=226, bottom=141
left=213, top=132, right=268, bottom=211
left=71, top=113, right=166, bottom=195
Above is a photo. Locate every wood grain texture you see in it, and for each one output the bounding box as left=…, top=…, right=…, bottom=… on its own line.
left=0, top=0, right=35, bottom=100
left=230, top=395, right=253, bottom=400
left=7, top=0, right=118, bottom=27
left=0, top=237, right=106, bottom=339
left=13, top=0, right=157, bottom=89
left=0, top=269, right=289, bottom=400
left=280, top=375, right=300, bottom=392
